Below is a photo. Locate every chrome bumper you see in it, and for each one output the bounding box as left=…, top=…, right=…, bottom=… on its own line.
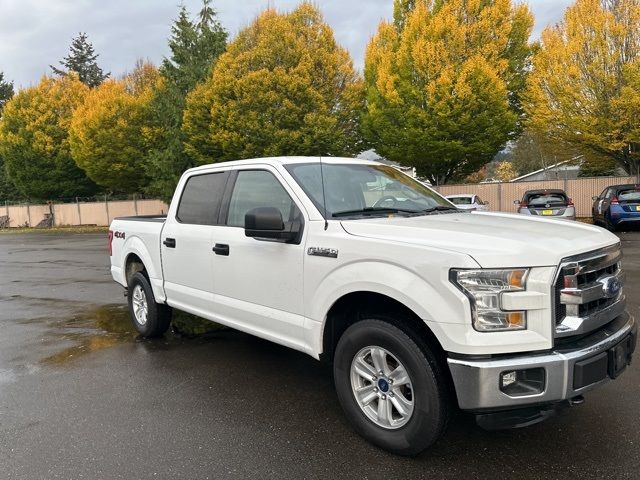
left=447, top=312, right=636, bottom=411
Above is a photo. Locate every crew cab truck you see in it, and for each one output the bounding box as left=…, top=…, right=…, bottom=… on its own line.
left=109, top=157, right=636, bottom=456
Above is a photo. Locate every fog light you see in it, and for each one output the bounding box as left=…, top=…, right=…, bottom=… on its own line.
left=499, top=368, right=545, bottom=397
left=501, top=371, right=517, bottom=388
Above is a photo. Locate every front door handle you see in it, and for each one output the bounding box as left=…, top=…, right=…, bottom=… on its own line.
left=212, top=243, right=229, bottom=256
left=163, top=238, right=176, bottom=248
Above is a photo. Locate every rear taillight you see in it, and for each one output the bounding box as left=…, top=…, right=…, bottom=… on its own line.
left=519, top=202, right=528, bottom=209
left=108, top=230, right=114, bottom=256
left=611, top=196, right=620, bottom=205
left=567, top=198, right=574, bottom=206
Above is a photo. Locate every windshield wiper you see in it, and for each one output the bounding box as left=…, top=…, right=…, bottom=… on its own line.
left=422, top=205, right=460, bottom=213
left=332, top=207, right=420, bottom=218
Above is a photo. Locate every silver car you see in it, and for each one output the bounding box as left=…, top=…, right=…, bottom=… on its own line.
left=445, top=194, right=489, bottom=211
left=514, top=189, right=576, bottom=220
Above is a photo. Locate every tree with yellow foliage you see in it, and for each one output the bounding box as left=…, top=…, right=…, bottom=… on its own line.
left=0, top=74, right=96, bottom=199
left=494, top=161, right=518, bottom=182
left=182, top=3, right=364, bottom=165
left=525, top=0, right=640, bottom=177
left=363, top=0, right=533, bottom=184
left=70, top=62, right=159, bottom=192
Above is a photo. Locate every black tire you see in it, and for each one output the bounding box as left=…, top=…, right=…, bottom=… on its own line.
left=333, top=319, right=450, bottom=456
left=604, top=213, right=617, bottom=232
left=127, top=271, right=172, bottom=337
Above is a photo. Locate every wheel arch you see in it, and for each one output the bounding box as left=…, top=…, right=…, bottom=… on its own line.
left=121, top=235, right=166, bottom=302
left=320, top=290, right=445, bottom=364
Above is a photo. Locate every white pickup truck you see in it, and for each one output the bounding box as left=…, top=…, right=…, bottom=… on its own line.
left=109, top=157, right=635, bottom=455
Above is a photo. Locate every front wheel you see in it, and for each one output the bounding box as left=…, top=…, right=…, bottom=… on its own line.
left=127, top=271, right=172, bottom=337
left=333, top=319, right=450, bottom=456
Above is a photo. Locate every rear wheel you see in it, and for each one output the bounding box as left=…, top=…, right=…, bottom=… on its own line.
left=604, top=213, right=617, bottom=232
left=127, top=271, right=172, bottom=337
left=333, top=319, right=450, bottom=456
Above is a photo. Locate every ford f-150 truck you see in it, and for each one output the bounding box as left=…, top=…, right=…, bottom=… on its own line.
left=109, top=157, right=636, bottom=455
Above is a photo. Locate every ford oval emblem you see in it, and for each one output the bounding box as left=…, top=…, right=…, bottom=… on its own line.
left=599, top=276, right=622, bottom=299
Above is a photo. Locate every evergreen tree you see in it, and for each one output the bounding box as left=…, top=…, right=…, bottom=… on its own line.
left=143, top=1, right=228, bottom=201
left=51, top=33, right=109, bottom=87
left=0, top=71, right=22, bottom=201
left=0, top=72, right=14, bottom=113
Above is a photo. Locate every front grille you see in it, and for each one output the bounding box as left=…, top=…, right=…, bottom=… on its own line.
left=553, top=244, right=625, bottom=338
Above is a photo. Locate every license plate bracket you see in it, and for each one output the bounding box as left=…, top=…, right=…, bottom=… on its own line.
left=608, top=335, right=634, bottom=379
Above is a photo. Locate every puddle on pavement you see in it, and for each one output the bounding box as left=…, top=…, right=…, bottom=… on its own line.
left=39, top=304, right=225, bottom=366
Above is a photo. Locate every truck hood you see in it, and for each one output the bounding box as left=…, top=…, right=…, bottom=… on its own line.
left=340, top=212, right=620, bottom=268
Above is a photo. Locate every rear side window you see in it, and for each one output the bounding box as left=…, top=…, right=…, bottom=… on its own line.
left=177, top=172, right=228, bottom=225
left=226, top=170, right=297, bottom=227
left=527, top=193, right=567, bottom=206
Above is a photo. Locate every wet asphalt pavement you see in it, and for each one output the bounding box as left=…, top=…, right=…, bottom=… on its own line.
left=0, top=232, right=639, bottom=480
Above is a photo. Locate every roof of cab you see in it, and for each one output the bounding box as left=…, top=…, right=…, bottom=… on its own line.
left=187, top=156, right=381, bottom=173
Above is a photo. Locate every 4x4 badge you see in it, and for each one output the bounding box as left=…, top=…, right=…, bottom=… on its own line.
left=307, top=247, right=338, bottom=258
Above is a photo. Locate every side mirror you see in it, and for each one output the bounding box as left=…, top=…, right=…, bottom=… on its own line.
left=592, top=196, right=599, bottom=201
left=513, top=200, right=521, bottom=205
left=245, top=207, right=300, bottom=243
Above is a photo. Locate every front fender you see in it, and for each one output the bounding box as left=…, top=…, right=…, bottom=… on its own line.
left=305, top=260, right=472, bottom=357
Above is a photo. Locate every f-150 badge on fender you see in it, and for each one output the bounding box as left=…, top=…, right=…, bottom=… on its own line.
left=307, top=247, right=338, bottom=258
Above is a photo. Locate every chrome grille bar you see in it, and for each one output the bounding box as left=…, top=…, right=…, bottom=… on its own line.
left=554, top=244, right=625, bottom=338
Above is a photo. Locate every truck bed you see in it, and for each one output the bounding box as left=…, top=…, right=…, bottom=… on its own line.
left=114, top=215, right=167, bottom=223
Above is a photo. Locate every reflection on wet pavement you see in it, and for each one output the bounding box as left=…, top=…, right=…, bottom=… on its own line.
left=40, top=304, right=136, bottom=365
left=34, top=304, right=226, bottom=366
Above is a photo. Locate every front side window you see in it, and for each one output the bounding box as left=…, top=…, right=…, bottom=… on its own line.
left=227, top=170, right=297, bottom=227
left=286, top=163, right=454, bottom=218
left=176, top=172, right=228, bottom=225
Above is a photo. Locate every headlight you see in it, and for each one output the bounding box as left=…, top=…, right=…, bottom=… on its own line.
left=451, top=269, right=529, bottom=332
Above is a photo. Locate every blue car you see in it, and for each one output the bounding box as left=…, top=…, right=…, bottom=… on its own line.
left=592, top=184, right=640, bottom=230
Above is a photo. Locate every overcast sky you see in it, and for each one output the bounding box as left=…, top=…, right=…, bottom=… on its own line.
left=0, top=0, right=573, bottom=88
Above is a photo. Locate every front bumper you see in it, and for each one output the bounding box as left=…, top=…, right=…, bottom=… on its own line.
left=447, top=312, right=635, bottom=410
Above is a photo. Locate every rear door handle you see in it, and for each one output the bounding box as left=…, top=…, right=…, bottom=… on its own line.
left=212, top=243, right=229, bottom=256
left=163, top=238, right=176, bottom=248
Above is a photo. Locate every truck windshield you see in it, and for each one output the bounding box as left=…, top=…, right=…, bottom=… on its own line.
left=285, top=163, right=455, bottom=218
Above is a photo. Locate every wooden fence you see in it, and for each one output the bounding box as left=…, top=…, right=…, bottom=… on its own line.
left=0, top=199, right=168, bottom=228
left=1, top=175, right=638, bottom=227
left=434, top=176, right=639, bottom=217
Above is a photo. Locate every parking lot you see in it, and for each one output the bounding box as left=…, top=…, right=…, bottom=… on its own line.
left=0, top=231, right=638, bottom=479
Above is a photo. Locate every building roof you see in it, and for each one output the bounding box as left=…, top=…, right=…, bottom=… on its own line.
left=510, top=158, right=580, bottom=182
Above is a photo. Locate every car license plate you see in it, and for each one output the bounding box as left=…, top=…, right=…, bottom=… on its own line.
left=542, top=209, right=553, bottom=215
left=608, top=335, right=635, bottom=378
left=636, top=205, right=640, bottom=211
